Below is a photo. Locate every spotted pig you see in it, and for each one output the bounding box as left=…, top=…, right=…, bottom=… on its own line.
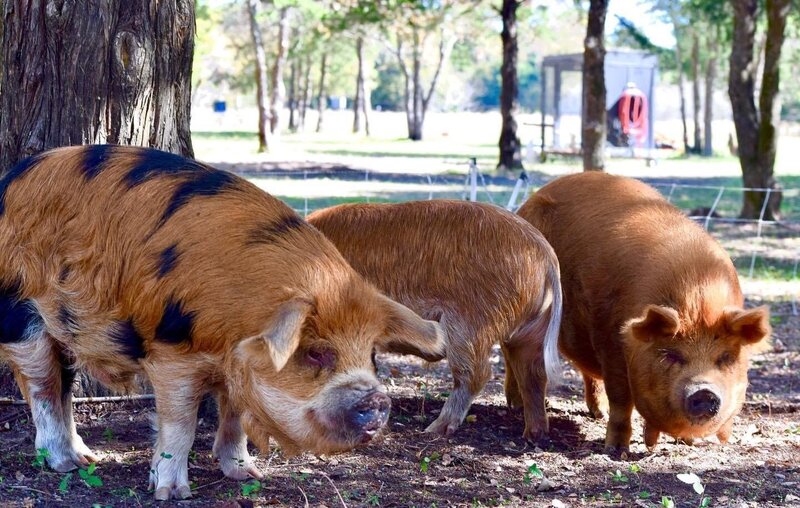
left=308, top=201, right=562, bottom=440
left=0, top=145, right=445, bottom=500
left=518, top=172, right=770, bottom=451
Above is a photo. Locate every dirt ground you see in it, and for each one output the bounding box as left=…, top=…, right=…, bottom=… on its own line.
left=0, top=302, right=797, bottom=508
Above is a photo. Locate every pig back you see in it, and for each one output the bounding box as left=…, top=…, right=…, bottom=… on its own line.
left=0, top=145, right=345, bottom=356
left=518, top=173, right=743, bottom=360
left=309, top=200, right=556, bottom=335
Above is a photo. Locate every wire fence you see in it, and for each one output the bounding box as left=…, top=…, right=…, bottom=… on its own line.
left=241, top=162, right=799, bottom=315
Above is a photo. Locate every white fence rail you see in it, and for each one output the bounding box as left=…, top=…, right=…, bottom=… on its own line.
left=240, top=164, right=799, bottom=315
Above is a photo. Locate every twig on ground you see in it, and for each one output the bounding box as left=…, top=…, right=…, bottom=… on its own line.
left=297, top=484, right=310, bottom=507
left=193, top=477, right=227, bottom=491
left=7, top=485, right=53, bottom=498
left=0, top=394, right=155, bottom=406
left=318, top=471, right=348, bottom=508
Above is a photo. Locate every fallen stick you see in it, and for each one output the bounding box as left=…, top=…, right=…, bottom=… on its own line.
left=0, top=394, right=155, bottom=406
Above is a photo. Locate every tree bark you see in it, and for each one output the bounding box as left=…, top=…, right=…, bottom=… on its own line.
left=703, top=30, right=718, bottom=157
left=691, top=32, right=702, bottom=153
left=0, top=0, right=194, bottom=397
left=269, top=6, right=290, bottom=134
left=0, top=0, right=194, bottom=173
left=353, top=36, right=366, bottom=134
left=246, top=0, right=270, bottom=152
left=497, top=0, right=523, bottom=171
left=728, top=0, right=789, bottom=220
left=581, top=0, right=608, bottom=171
left=315, top=51, right=328, bottom=133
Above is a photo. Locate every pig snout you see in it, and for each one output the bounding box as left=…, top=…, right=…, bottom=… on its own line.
left=685, top=386, right=721, bottom=420
left=350, top=391, right=391, bottom=442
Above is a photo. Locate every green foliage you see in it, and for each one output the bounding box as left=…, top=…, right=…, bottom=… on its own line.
left=31, top=448, right=49, bottom=469
left=79, top=464, right=103, bottom=488
left=58, top=472, right=72, bottom=494
left=610, top=469, right=629, bottom=483
left=523, top=463, right=544, bottom=485
left=241, top=479, right=262, bottom=498
left=419, top=451, right=441, bottom=473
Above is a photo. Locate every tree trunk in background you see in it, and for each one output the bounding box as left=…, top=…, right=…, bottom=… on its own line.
left=703, top=31, right=717, bottom=157
left=395, top=29, right=449, bottom=142
left=353, top=36, right=366, bottom=134
left=691, top=33, right=702, bottom=153
left=581, top=0, right=608, bottom=171
left=729, top=0, right=789, bottom=220
left=316, top=51, right=328, bottom=133
left=363, top=77, right=372, bottom=136
left=0, top=0, right=194, bottom=397
left=299, top=53, right=312, bottom=131
left=269, top=6, right=289, bottom=134
left=497, top=0, right=523, bottom=171
left=246, top=0, right=270, bottom=152
left=670, top=14, right=690, bottom=154
left=410, top=29, right=424, bottom=141
left=288, top=59, right=298, bottom=132
left=0, top=0, right=194, bottom=173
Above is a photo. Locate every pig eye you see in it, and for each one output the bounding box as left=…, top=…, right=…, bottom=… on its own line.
left=716, top=352, right=735, bottom=368
left=660, top=349, right=685, bottom=365
left=305, top=347, right=337, bottom=370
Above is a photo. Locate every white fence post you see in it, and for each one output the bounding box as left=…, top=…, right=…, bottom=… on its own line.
left=469, top=158, right=478, bottom=202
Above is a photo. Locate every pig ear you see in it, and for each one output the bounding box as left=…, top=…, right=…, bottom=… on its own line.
left=624, top=305, right=681, bottom=342
left=724, top=306, right=771, bottom=346
left=253, top=299, right=311, bottom=371
left=377, top=295, right=447, bottom=362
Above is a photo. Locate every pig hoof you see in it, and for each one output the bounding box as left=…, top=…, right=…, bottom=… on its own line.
left=153, top=484, right=193, bottom=501
left=603, top=445, right=630, bottom=458
left=587, top=407, right=607, bottom=420
left=219, top=456, right=264, bottom=481
left=46, top=442, right=100, bottom=472
left=424, top=418, right=459, bottom=436
left=522, top=428, right=549, bottom=445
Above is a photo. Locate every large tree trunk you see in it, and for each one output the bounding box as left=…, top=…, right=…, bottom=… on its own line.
left=703, top=30, right=718, bottom=157
left=729, top=0, right=789, bottom=220
left=269, top=6, right=290, bottom=135
left=246, top=0, right=270, bottom=152
left=497, top=0, right=523, bottom=171
left=353, top=36, right=366, bottom=134
left=0, top=0, right=194, bottom=173
left=315, top=51, right=328, bottom=133
left=691, top=32, right=702, bottom=153
left=581, top=0, right=608, bottom=171
left=0, top=0, right=194, bottom=397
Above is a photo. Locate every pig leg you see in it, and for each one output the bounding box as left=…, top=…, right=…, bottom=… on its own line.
left=500, top=344, right=523, bottom=408
left=583, top=375, right=608, bottom=419
left=3, top=332, right=98, bottom=471
left=643, top=421, right=661, bottom=449
left=603, top=381, right=634, bottom=452
left=503, top=342, right=549, bottom=441
left=715, top=416, right=735, bottom=443
left=425, top=330, right=491, bottom=436
left=213, top=390, right=264, bottom=481
left=145, top=360, right=204, bottom=501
